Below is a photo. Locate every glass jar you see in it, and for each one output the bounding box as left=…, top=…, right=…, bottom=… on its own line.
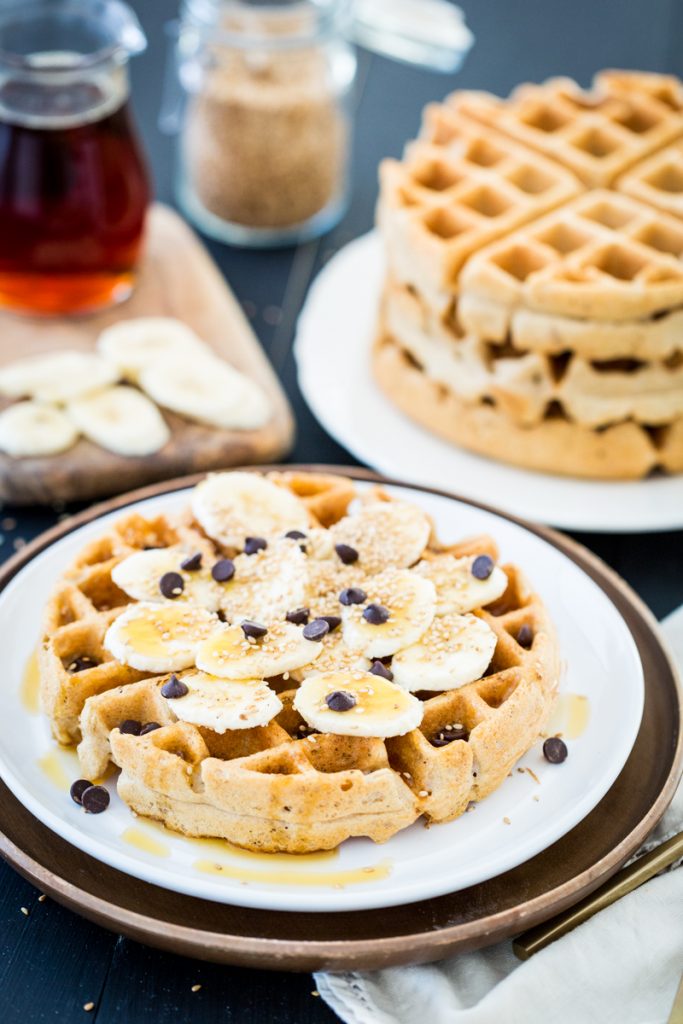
left=172, top=0, right=357, bottom=247
left=0, top=0, right=151, bottom=315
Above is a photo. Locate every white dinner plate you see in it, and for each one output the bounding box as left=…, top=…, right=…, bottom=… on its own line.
left=0, top=481, right=644, bottom=912
left=295, top=232, right=683, bottom=533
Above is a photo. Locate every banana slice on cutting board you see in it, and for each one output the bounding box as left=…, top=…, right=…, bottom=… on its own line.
left=68, top=386, right=170, bottom=456
left=293, top=670, right=423, bottom=738
left=341, top=568, right=436, bottom=658
left=0, top=401, right=79, bottom=457
left=329, top=500, right=431, bottom=574
left=97, top=317, right=211, bottom=383
left=414, top=554, right=508, bottom=615
left=111, top=547, right=223, bottom=611
left=164, top=670, right=281, bottom=733
left=192, top=472, right=310, bottom=549
left=392, top=612, right=497, bottom=692
left=0, top=350, right=118, bottom=403
left=218, top=540, right=308, bottom=623
left=104, top=602, right=220, bottom=672
left=139, top=352, right=271, bottom=431
left=196, top=620, right=322, bottom=679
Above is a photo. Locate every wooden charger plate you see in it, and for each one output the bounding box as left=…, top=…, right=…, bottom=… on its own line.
left=0, top=205, right=294, bottom=506
left=0, top=467, right=680, bottom=971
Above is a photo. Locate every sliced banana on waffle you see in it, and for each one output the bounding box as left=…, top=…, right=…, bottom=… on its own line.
left=341, top=569, right=436, bottom=658
left=196, top=620, right=322, bottom=679
left=329, top=500, right=431, bottom=574
left=219, top=540, right=308, bottom=623
left=292, top=628, right=371, bottom=681
left=192, top=472, right=310, bottom=549
left=414, top=554, right=508, bottom=615
left=0, top=401, right=79, bottom=457
left=111, top=547, right=222, bottom=611
left=0, top=350, right=119, bottom=403
left=165, top=670, right=281, bottom=733
left=294, top=670, right=423, bottom=738
left=97, top=317, right=212, bottom=383
left=68, top=386, right=170, bottom=456
left=104, top=602, right=220, bottom=672
left=392, top=613, right=497, bottom=692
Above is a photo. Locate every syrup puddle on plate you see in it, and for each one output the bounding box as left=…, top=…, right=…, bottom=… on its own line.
left=21, top=650, right=40, bottom=715
left=548, top=693, right=590, bottom=740
left=38, top=744, right=117, bottom=790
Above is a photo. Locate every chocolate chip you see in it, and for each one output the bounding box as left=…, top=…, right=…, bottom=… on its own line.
left=286, top=607, right=310, bottom=626
left=244, top=536, right=267, bottom=556
left=211, top=558, right=235, bottom=582
left=140, top=722, right=162, bottom=735
left=339, top=587, right=367, bottom=606
left=119, top=719, right=142, bottom=736
left=325, top=690, right=357, bottom=712
left=471, top=554, right=494, bottom=580
left=335, top=543, right=359, bottom=565
left=431, top=724, right=468, bottom=747
left=67, top=655, right=96, bottom=674
left=161, top=674, right=189, bottom=699
left=241, top=620, right=268, bottom=639
left=285, top=530, right=307, bottom=541
left=159, top=572, right=184, bottom=599
left=81, top=785, right=110, bottom=814
left=370, top=660, right=393, bottom=681
left=180, top=552, right=202, bottom=572
left=303, top=618, right=330, bottom=641
left=320, top=615, right=341, bottom=632
left=70, top=778, right=93, bottom=805
left=517, top=624, right=533, bottom=649
left=543, top=737, right=568, bottom=764
left=363, top=603, right=390, bottom=625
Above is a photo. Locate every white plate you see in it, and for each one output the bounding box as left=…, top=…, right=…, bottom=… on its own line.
left=295, top=232, right=683, bottom=533
left=0, top=482, right=644, bottom=912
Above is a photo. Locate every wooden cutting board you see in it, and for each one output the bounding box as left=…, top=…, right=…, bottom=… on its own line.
left=0, top=204, right=295, bottom=506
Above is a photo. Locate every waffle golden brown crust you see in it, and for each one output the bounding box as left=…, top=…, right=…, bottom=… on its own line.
left=41, top=472, right=560, bottom=853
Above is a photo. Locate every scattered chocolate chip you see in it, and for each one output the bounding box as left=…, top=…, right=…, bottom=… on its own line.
left=320, top=615, right=341, bottom=632
left=286, top=607, right=310, bottom=626
left=67, top=655, right=96, bottom=674
left=81, top=785, right=110, bottom=814
left=335, top=543, right=359, bottom=565
left=543, top=737, right=568, bottom=764
left=159, top=572, right=184, bottom=599
left=211, top=558, right=235, bottom=582
left=70, top=778, right=93, bottom=805
left=370, top=660, right=393, bottom=681
left=302, top=618, right=330, bottom=641
left=517, top=624, right=534, bottom=649
left=140, top=722, right=162, bottom=735
left=241, top=620, right=268, bottom=639
left=244, top=536, right=267, bottom=556
left=363, top=603, right=390, bottom=625
left=285, top=530, right=307, bottom=541
left=180, top=552, right=202, bottom=572
left=119, top=719, right=142, bottom=736
left=431, top=724, right=468, bottom=747
left=325, top=690, right=357, bottom=712
left=471, top=554, right=494, bottom=580
left=339, top=587, right=367, bottom=606
left=161, top=674, right=189, bottom=699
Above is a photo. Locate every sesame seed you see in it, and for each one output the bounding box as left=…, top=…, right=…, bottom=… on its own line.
left=38, top=894, right=46, bottom=903
left=503, top=816, right=511, bottom=825
left=191, top=984, right=202, bottom=993
left=20, top=906, right=29, bottom=916
left=83, top=1003, right=95, bottom=1012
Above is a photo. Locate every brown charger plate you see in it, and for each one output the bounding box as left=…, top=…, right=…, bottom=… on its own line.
left=0, top=466, right=681, bottom=972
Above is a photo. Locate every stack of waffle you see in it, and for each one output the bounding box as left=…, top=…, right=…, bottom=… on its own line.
left=375, top=71, right=683, bottom=478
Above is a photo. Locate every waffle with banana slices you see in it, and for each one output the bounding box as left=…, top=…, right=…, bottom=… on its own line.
left=39, top=471, right=559, bottom=853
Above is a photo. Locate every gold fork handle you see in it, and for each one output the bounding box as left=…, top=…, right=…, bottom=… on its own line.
left=513, top=830, right=683, bottom=960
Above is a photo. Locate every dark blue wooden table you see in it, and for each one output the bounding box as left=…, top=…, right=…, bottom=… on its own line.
left=2, top=1, right=682, bottom=1020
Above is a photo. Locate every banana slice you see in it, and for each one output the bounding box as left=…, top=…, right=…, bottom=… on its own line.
left=219, top=540, right=308, bottom=623
left=105, top=602, right=220, bottom=673
left=196, top=620, right=322, bottom=679
left=392, top=613, right=497, bottom=692
left=67, top=386, right=170, bottom=457
left=341, top=569, right=436, bottom=658
left=414, top=555, right=508, bottom=615
left=97, top=318, right=211, bottom=382
left=0, top=351, right=118, bottom=403
left=0, top=401, right=79, bottom=457
left=192, top=472, right=310, bottom=549
left=111, top=547, right=222, bottom=611
left=293, top=670, right=423, bottom=738
left=292, top=628, right=371, bottom=681
left=166, top=670, right=282, bottom=733
left=329, top=500, right=431, bottom=574
left=139, top=353, right=271, bottom=431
